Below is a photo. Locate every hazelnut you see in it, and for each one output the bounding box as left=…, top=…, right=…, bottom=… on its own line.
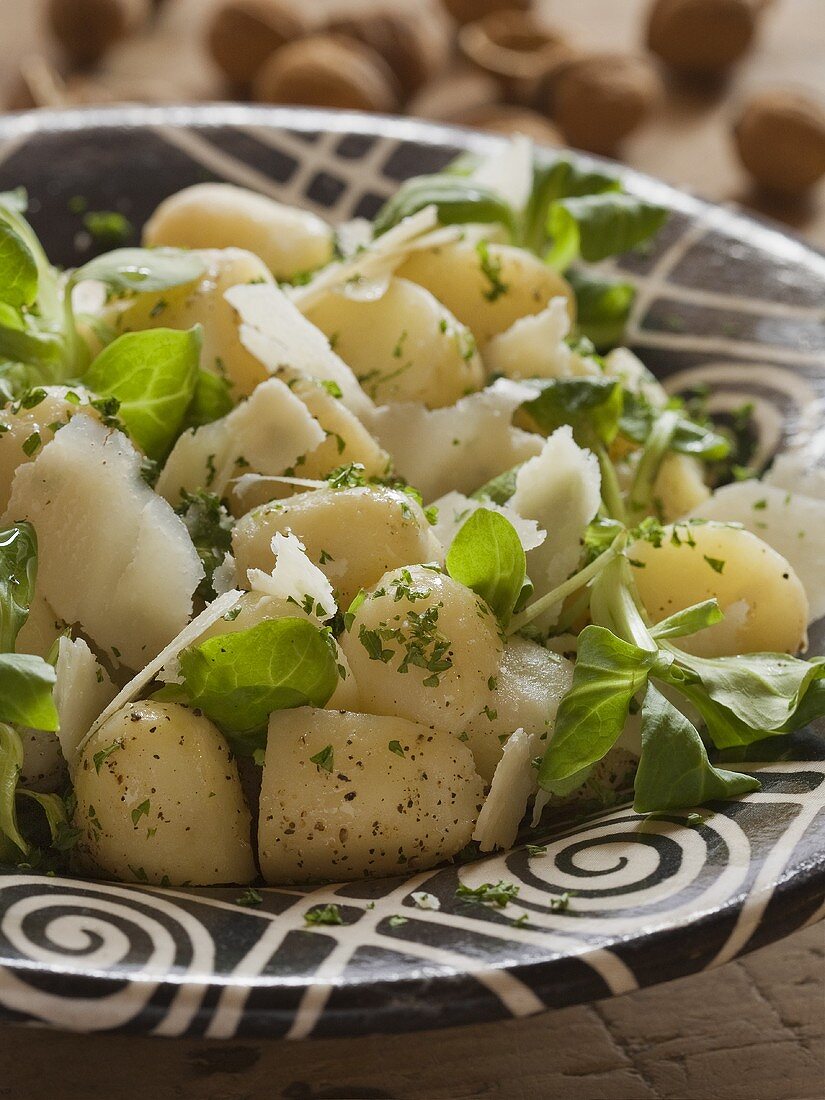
left=207, top=0, right=317, bottom=88
left=456, top=105, right=563, bottom=145
left=443, top=0, right=532, bottom=26
left=325, top=1, right=451, bottom=99
left=46, top=0, right=151, bottom=66
left=733, top=90, right=825, bottom=193
left=252, top=33, right=402, bottom=113
left=458, top=11, right=573, bottom=105
left=546, top=53, right=662, bottom=154
left=646, top=0, right=757, bottom=75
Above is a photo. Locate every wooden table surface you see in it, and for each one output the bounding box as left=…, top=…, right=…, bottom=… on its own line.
left=0, top=2, right=823, bottom=1098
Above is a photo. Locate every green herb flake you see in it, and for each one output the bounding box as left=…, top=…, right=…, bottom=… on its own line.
left=475, top=239, right=509, bottom=302
left=236, top=887, right=263, bottom=908
left=21, top=431, right=41, bottom=457
left=388, top=914, right=408, bottom=927
left=304, top=903, right=343, bottom=926
left=526, top=844, right=547, bottom=857
left=92, top=738, right=123, bottom=774
left=456, top=880, right=519, bottom=908
left=704, top=556, right=725, bottom=574
left=83, top=210, right=133, bottom=247
left=388, top=740, right=405, bottom=758
left=130, top=799, right=150, bottom=827
left=309, top=744, right=334, bottom=772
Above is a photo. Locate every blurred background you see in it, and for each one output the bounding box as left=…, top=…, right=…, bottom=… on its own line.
left=1, top=0, right=824, bottom=247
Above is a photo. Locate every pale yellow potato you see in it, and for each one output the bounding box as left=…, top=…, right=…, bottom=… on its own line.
left=305, top=277, right=484, bottom=407
left=112, top=248, right=274, bottom=397
left=653, top=452, right=710, bottom=521
left=233, top=486, right=440, bottom=608
left=630, top=523, right=809, bottom=657
left=258, top=708, right=483, bottom=883
left=340, top=565, right=502, bottom=729
left=190, top=591, right=359, bottom=711
left=397, top=240, right=574, bottom=346
left=0, top=386, right=97, bottom=513
left=461, top=638, right=574, bottom=784
left=144, top=183, right=334, bottom=280
left=74, top=701, right=255, bottom=886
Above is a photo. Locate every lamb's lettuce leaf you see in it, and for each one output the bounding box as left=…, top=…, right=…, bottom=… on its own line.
left=446, top=508, right=526, bottom=627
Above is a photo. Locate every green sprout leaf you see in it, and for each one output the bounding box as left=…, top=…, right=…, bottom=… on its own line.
left=0, top=219, right=38, bottom=309
left=446, top=508, right=526, bottom=627
left=633, top=684, right=760, bottom=813
left=0, top=723, right=27, bottom=855
left=566, top=269, right=636, bottom=350
left=545, top=194, right=668, bottom=270
left=522, top=377, right=623, bottom=446
left=0, top=521, right=38, bottom=652
left=649, top=599, right=724, bottom=641
left=71, top=247, right=206, bottom=296
left=373, top=176, right=516, bottom=238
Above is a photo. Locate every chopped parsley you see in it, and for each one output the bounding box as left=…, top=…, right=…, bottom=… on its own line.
left=92, top=738, right=123, bottom=774
left=456, top=880, right=519, bottom=908
left=304, top=903, right=343, bottom=926
left=130, top=799, right=151, bottom=827
left=704, top=555, right=726, bottom=574
left=236, top=888, right=263, bottom=908
left=476, top=239, right=509, bottom=302
left=83, top=210, right=133, bottom=247
left=309, top=744, right=334, bottom=772
left=526, top=844, right=547, bottom=857
left=388, top=740, right=405, bottom=758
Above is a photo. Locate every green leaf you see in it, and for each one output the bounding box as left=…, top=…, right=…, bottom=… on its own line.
left=0, top=521, right=38, bottom=652
left=566, top=269, right=636, bottom=350
left=522, top=159, right=621, bottom=254
left=0, top=653, right=58, bottom=730
left=71, top=247, right=206, bottom=296
left=546, top=194, right=668, bottom=269
left=0, top=723, right=27, bottom=854
left=471, top=464, right=520, bottom=506
left=83, top=327, right=201, bottom=459
left=522, top=377, right=623, bottom=446
left=446, top=508, right=526, bottom=627
left=538, top=625, right=656, bottom=787
left=183, top=369, right=234, bottom=429
left=620, top=392, right=731, bottom=462
left=16, top=789, right=69, bottom=846
left=665, top=676, right=771, bottom=750
left=373, top=176, right=516, bottom=238
left=649, top=600, right=724, bottom=641
left=175, top=490, right=234, bottom=602
left=0, top=219, right=38, bottom=309
left=0, top=323, right=66, bottom=375
left=667, top=646, right=825, bottom=733
left=178, top=617, right=340, bottom=736
left=633, top=684, right=760, bottom=813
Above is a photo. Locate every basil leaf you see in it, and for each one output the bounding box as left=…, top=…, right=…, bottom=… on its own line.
left=183, top=369, right=234, bottom=430
left=0, top=522, right=38, bottom=652
left=0, top=653, right=58, bottom=730
left=522, top=377, right=623, bottom=446
left=446, top=508, right=526, bottom=626
left=0, top=723, right=27, bottom=854
left=83, top=327, right=201, bottom=459
left=373, top=176, right=516, bottom=238
left=71, top=247, right=206, bottom=295
left=538, top=625, right=656, bottom=787
left=649, top=599, right=723, bottom=641
left=668, top=647, right=825, bottom=732
left=634, top=684, right=760, bottom=813
left=0, top=220, right=38, bottom=309
left=566, top=269, right=636, bottom=350
left=546, top=194, right=668, bottom=269
left=178, top=617, right=340, bottom=736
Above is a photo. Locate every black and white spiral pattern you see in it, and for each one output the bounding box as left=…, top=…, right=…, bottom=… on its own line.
left=0, top=107, right=822, bottom=1038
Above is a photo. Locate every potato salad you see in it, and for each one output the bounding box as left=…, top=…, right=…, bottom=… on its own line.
left=0, top=137, right=822, bottom=888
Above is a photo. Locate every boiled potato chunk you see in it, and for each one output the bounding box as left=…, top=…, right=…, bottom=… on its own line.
left=397, top=240, right=574, bottom=346
left=630, top=522, right=809, bottom=657
left=305, top=278, right=484, bottom=407
left=340, top=565, right=502, bottom=729
left=653, top=452, right=710, bottom=521
left=0, top=385, right=96, bottom=513
left=233, top=486, right=441, bottom=607
left=461, top=638, right=574, bottom=784
left=259, top=708, right=483, bottom=882
left=112, top=248, right=274, bottom=397
left=144, top=183, right=334, bottom=280
left=74, top=702, right=256, bottom=886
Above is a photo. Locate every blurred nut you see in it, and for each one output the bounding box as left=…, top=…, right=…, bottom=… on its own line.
left=458, top=11, right=573, bottom=105
left=646, top=0, right=757, bottom=75
left=46, top=0, right=151, bottom=66
left=457, top=105, right=563, bottom=145
left=207, top=0, right=317, bottom=88
left=326, top=1, right=451, bottom=99
left=443, top=0, right=532, bottom=26
left=546, top=53, right=662, bottom=154
left=252, top=34, right=402, bottom=112
left=734, top=90, right=825, bottom=193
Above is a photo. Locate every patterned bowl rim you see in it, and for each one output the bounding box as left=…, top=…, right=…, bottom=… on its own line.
left=0, top=104, right=822, bottom=1040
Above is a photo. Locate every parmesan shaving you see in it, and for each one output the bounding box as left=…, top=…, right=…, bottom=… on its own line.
left=470, top=134, right=534, bottom=213
left=368, top=378, right=543, bottom=501
left=80, top=589, right=242, bottom=751
left=247, top=533, right=337, bottom=621
left=473, top=728, right=538, bottom=852
left=53, top=637, right=117, bottom=774
left=225, top=283, right=372, bottom=416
